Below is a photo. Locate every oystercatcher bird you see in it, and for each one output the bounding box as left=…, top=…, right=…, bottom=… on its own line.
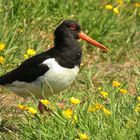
left=0, top=20, right=109, bottom=113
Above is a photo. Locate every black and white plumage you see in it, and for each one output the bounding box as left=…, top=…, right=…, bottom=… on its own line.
left=0, top=20, right=82, bottom=98
left=0, top=20, right=109, bottom=100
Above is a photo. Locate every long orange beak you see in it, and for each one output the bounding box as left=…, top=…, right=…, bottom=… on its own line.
left=79, top=32, right=110, bottom=52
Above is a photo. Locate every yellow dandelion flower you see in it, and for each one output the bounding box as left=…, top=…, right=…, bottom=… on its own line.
left=40, top=99, right=50, bottom=106
left=120, top=89, right=127, bottom=94
left=63, top=109, right=73, bottom=119
left=113, top=7, right=120, bottom=15
left=24, top=54, right=29, bottom=59
left=78, top=133, right=89, bottom=140
left=137, top=96, right=140, bottom=101
left=117, top=0, right=123, bottom=5
left=88, top=106, right=96, bottom=112
left=112, top=81, right=121, bottom=87
left=100, top=91, right=108, bottom=98
left=98, top=87, right=102, bottom=90
left=70, top=97, right=80, bottom=105
left=134, top=106, right=140, bottom=112
left=18, top=28, right=24, bottom=33
left=27, top=48, right=36, bottom=56
left=103, top=108, right=111, bottom=115
left=17, top=104, right=28, bottom=110
left=105, top=4, right=113, bottom=10
left=95, top=103, right=104, bottom=110
left=0, top=56, right=5, bottom=64
left=135, top=2, right=140, bottom=7
left=0, top=42, right=5, bottom=51
left=27, top=107, right=37, bottom=115
left=88, top=103, right=104, bottom=112
left=81, top=63, right=84, bottom=66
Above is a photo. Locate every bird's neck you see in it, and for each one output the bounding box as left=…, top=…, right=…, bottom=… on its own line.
left=53, top=36, right=82, bottom=68
left=54, top=35, right=80, bottom=51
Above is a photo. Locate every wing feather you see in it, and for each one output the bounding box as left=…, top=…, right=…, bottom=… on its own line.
left=0, top=51, right=51, bottom=85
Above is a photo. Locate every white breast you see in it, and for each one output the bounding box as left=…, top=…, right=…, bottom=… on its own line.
left=8, top=58, right=79, bottom=98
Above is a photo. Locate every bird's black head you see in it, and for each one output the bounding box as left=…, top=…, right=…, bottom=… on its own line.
left=54, top=19, right=110, bottom=52
left=54, top=20, right=81, bottom=39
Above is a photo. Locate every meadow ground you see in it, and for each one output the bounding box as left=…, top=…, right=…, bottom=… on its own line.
left=0, top=0, right=140, bottom=139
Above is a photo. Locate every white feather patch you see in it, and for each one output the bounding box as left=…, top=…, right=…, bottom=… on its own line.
left=7, top=58, right=79, bottom=98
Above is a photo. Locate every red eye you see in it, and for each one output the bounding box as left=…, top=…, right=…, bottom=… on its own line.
left=70, top=24, right=76, bottom=30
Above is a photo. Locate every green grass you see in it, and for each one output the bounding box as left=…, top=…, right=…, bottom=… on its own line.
left=0, top=0, right=140, bottom=139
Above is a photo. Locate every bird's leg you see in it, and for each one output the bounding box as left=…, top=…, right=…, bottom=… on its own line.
left=38, top=101, right=45, bottom=114
left=38, top=101, right=51, bottom=114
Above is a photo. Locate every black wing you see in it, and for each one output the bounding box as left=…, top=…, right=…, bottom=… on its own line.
left=0, top=51, right=52, bottom=85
